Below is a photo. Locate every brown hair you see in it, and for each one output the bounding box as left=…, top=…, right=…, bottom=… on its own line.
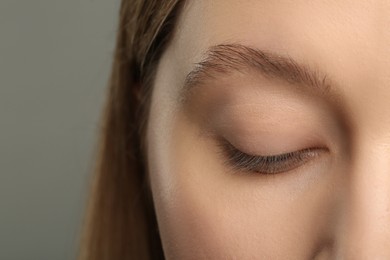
left=79, top=1, right=183, bottom=259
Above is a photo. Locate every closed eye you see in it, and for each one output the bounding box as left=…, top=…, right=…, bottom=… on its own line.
left=217, top=138, right=327, bottom=175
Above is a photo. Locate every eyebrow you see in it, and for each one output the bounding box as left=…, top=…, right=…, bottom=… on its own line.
left=179, top=43, right=336, bottom=103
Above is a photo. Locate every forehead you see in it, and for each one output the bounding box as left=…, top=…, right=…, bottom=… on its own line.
left=160, top=0, right=390, bottom=133
left=173, top=0, right=388, bottom=80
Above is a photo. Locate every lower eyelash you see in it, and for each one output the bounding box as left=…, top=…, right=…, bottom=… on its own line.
left=216, top=137, right=324, bottom=175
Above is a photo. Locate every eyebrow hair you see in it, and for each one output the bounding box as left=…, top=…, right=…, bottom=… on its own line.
left=179, top=43, right=336, bottom=103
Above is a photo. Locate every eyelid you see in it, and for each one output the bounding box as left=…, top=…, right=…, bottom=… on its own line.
left=217, top=137, right=327, bottom=175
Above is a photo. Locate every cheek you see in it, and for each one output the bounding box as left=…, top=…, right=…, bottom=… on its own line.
left=148, top=110, right=340, bottom=259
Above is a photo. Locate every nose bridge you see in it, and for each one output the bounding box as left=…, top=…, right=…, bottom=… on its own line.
left=340, top=139, right=390, bottom=258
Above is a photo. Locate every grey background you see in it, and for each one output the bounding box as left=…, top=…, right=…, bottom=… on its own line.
left=0, top=1, right=120, bottom=259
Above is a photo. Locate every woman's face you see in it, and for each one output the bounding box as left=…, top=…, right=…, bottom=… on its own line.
left=146, top=0, right=390, bottom=258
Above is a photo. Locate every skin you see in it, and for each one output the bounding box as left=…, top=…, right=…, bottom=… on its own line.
left=146, top=0, right=390, bottom=259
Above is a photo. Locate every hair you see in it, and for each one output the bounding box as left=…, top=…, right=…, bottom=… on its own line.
left=79, top=1, right=184, bottom=259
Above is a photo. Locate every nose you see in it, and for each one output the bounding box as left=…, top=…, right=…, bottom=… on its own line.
left=338, top=140, right=390, bottom=259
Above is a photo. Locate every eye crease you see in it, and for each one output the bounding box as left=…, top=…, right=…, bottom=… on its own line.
left=217, top=138, right=327, bottom=175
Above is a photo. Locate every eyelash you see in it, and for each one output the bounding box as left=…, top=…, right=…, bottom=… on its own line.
left=217, top=138, right=325, bottom=175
